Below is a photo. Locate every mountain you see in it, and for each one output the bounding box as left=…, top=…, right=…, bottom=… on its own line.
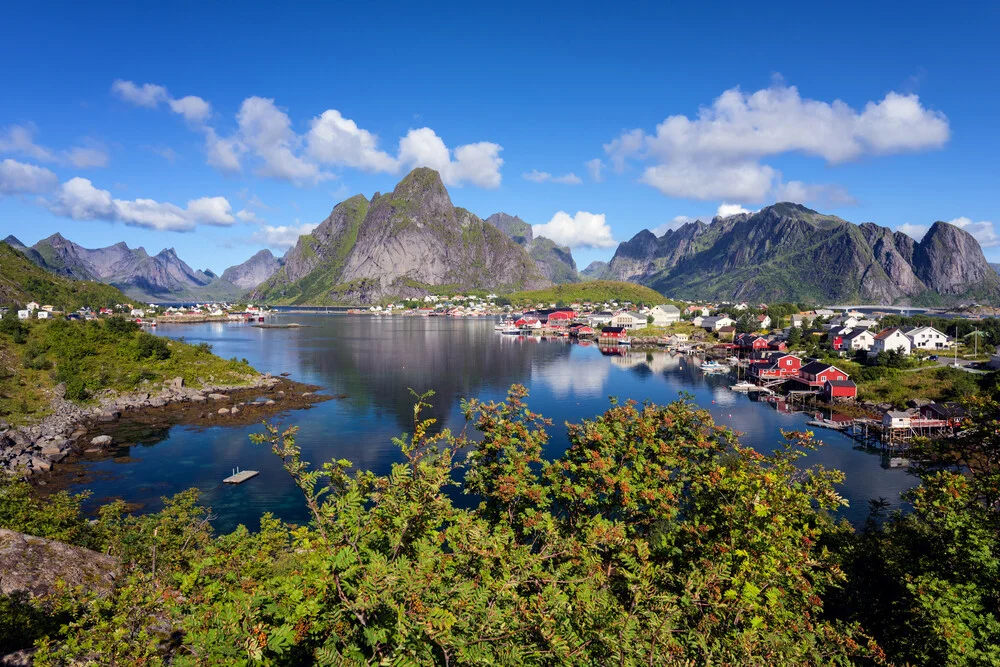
left=580, top=261, right=609, bottom=280
left=604, top=203, right=1000, bottom=305
left=484, top=213, right=580, bottom=284
left=0, top=242, right=135, bottom=309
left=991, top=263, right=1000, bottom=275
left=11, top=234, right=281, bottom=302
left=220, top=250, right=282, bottom=290
left=254, top=168, right=549, bottom=304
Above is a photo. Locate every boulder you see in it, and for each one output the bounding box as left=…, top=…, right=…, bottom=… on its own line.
left=207, top=393, right=229, bottom=401
left=149, top=397, right=167, bottom=408
left=29, top=457, right=51, bottom=472
left=90, top=435, right=113, bottom=447
left=218, top=408, right=230, bottom=415
left=0, top=529, right=118, bottom=599
left=169, top=377, right=185, bottom=389
left=230, top=407, right=240, bottom=415
left=97, top=411, right=120, bottom=423
left=190, top=395, right=207, bottom=403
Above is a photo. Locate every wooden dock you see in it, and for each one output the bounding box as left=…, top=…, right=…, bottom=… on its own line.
left=223, top=469, right=259, bottom=484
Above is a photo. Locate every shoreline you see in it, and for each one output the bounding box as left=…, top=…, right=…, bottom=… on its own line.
left=0, top=373, right=330, bottom=478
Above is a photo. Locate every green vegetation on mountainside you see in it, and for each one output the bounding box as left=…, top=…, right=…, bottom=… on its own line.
left=0, top=243, right=135, bottom=310
left=507, top=280, right=667, bottom=306
left=0, top=314, right=257, bottom=424
left=253, top=196, right=369, bottom=305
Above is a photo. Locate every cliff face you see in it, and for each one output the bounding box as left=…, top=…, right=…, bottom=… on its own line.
left=254, top=169, right=549, bottom=304
left=580, top=260, right=609, bottom=280
left=14, top=234, right=281, bottom=302
left=220, top=249, right=282, bottom=290
left=484, top=212, right=580, bottom=284
left=604, top=203, right=1000, bottom=304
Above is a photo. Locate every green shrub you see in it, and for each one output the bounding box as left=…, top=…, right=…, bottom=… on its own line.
left=134, top=332, right=170, bottom=361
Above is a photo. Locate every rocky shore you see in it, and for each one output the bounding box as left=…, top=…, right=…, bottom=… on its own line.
left=0, top=373, right=324, bottom=476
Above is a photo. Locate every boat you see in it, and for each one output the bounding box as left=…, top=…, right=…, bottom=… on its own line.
left=729, top=381, right=756, bottom=392
left=700, top=360, right=729, bottom=373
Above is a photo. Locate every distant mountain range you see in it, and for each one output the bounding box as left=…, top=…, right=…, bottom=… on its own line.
left=483, top=213, right=579, bottom=284
left=0, top=241, right=133, bottom=310
left=7, top=173, right=998, bottom=307
left=598, top=203, right=1000, bottom=305
left=252, top=168, right=564, bottom=305
left=4, top=234, right=281, bottom=302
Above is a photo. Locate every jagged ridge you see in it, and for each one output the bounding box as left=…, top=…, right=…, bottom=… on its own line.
left=605, top=203, right=1000, bottom=305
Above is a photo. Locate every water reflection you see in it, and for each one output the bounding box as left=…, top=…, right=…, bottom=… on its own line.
left=63, top=315, right=917, bottom=532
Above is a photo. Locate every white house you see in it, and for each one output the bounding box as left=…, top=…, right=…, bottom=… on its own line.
left=612, top=312, right=647, bottom=329
left=701, top=316, right=735, bottom=331
left=36, top=310, right=50, bottom=320
left=826, top=316, right=859, bottom=330
left=756, top=314, right=772, bottom=329
left=882, top=411, right=913, bottom=428
left=842, top=329, right=875, bottom=352
left=649, top=304, right=681, bottom=326
left=25, top=302, right=39, bottom=312
left=903, top=326, right=951, bottom=350
left=17, top=310, right=29, bottom=320
left=130, top=308, right=146, bottom=318
left=869, top=327, right=912, bottom=357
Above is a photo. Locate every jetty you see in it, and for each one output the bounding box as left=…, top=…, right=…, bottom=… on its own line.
left=223, top=468, right=259, bottom=484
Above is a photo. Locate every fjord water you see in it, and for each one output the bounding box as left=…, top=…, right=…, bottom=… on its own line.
left=69, top=316, right=914, bottom=532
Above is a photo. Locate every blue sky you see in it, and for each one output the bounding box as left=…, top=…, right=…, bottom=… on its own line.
left=1, top=1, right=998, bottom=273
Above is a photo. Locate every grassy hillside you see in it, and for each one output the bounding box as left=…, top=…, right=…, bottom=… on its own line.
left=0, top=315, right=258, bottom=425
left=0, top=242, right=135, bottom=310
left=507, top=280, right=668, bottom=306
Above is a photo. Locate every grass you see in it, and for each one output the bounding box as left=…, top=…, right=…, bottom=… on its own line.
left=0, top=317, right=259, bottom=425
left=0, top=242, right=137, bottom=310
left=856, top=366, right=981, bottom=408
left=507, top=281, right=670, bottom=307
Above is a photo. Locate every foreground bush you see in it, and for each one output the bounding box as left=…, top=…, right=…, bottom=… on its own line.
left=0, top=388, right=889, bottom=665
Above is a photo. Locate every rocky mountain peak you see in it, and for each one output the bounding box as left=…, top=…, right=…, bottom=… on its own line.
left=3, top=235, right=25, bottom=248
left=485, top=213, right=533, bottom=245
left=392, top=167, right=452, bottom=211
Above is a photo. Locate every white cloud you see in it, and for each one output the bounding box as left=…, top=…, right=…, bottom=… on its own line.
left=897, top=223, right=929, bottom=240
left=552, top=173, right=582, bottom=185
left=252, top=222, right=318, bottom=250
left=0, top=124, right=109, bottom=169
left=204, top=127, right=244, bottom=172
left=585, top=158, right=604, bottom=183
left=398, top=128, right=502, bottom=188
left=306, top=109, right=398, bottom=172
left=236, top=97, right=326, bottom=185
left=0, top=159, right=59, bottom=195
left=186, top=196, right=235, bottom=226
left=47, top=177, right=235, bottom=232
left=607, top=82, right=949, bottom=201
left=523, top=170, right=581, bottom=185
left=236, top=209, right=260, bottom=223
left=641, top=160, right=776, bottom=201
left=523, top=169, right=551, bottom=183
left=532, top=211, right=616, bottom=249
left=112, top=80, right=211, bottom=124
left=168, top=95, right=212, bottom=123
left=949, top=217, right=998, bottom=248
left=774, top=180, right=857, bottom=207
left=111, top=80, right=168, bottom=108
left=652, top=215, right=696, bottom=236
left=717, top=203, right=750, bottom=218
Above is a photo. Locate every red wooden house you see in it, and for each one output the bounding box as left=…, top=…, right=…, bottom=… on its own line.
left=750, top=354, right=802, bottom=381
left=823, top=379, right=858, bottom=399
left=547, top=310, right=577, bottom=323
left=794, top=361, right=850, bottom=388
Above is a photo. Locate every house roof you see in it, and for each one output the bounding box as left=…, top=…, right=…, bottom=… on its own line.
left=842, top=329, right=873, bottom=340
left=874, top=327, right=903, bottom=340
left=825, top=379, right=857, bottom=388
left=922, top=401, right=966, bottom=418
left=718, top=325, right=736, bottom=332
left=886, top=410, right=912, bottom=419
left=799, top=360, right=839, bottom=376
left=655, top=304, right=680, bottom=313
left=601, top=326, right=626, bottom=334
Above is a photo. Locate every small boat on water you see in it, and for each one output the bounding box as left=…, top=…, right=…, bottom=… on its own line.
left=729, top=381, right=756, bottom=392
left=700, top=360, right=729, bottom=373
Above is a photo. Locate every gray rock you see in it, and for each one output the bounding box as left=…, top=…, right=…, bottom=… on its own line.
left=207, top=393, right=229, bottom=401
left=90, top=435, right=113, bottom=446
left=29, top=457, right=51, bottom=472
left=169, top=377, right=184, bottom=389
left=0, top=528, right=118, bottom=598
left=217, top=408, right=230, bottom=415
